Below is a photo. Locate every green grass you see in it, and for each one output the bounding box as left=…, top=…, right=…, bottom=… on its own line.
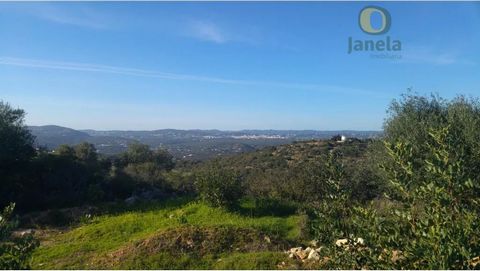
left=32, top=198, right=304, bottom=269
left=117, top=251, right=293, bottom=270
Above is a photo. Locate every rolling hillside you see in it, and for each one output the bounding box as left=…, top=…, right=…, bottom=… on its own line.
left=29, top=125, right=380, bottom=160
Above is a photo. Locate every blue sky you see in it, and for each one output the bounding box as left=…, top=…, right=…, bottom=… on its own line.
left=1, top=2, right=479, bottom=130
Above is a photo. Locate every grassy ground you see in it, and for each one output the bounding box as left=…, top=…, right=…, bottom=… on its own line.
left=31, top=198, right=305, bottom=269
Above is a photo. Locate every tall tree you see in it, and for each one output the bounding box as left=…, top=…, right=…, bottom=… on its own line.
left=0, top=101, right=35, bottom=207
left=0, top=101, right=35, bottom=167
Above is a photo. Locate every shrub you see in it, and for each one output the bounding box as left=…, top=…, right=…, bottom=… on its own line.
left=310, top=94, right=480, bottom=269
left=122, top=143, right=175, bottom=170
left=123, top=162, right=171, bottom=190
left=0, top=203, right=39, bottom=269
left=107, top=165, right=136, bottom=199
left=194, top=166, right=243, bottom=208
left=74, top=142, right=98, bottom=163
left=55, top=144, right=76, bottom=158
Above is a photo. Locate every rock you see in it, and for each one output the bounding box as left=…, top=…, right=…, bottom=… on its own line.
left=20, top=229, right=34, bottom=236
left=391, top=250, right=403, bottom=263
left=335, top=238, right=348, bottom=247
left=296, top=250, right=308, bottom=260
left=305, top=247, right=312, bottom=254
left=290, top=247, right=302, bottom=253
left=315, top=247, right=323, bottom=253
left=307, top=250, right=321, bottom=261
left=13, top=229, right=34, bottom=237
left=469, top=256, right=480, bottom=267
left=355, top=237, right=364, bottom=246
left=125, top=196, right=138, bottom=205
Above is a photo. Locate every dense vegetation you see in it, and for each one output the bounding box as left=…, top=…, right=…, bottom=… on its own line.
left=0, top=93, right=479, bottom=269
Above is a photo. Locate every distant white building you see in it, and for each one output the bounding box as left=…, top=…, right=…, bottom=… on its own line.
left=335, top=135, right=347, bottom=143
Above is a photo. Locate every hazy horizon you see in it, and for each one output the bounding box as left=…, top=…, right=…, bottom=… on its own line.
left=28, top=123, right=382, bottom=133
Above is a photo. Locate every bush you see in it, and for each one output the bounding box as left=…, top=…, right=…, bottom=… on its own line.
left=0, top=203, right=39, bottom=269
left=164, top=171, right=195, bottom=195
left=194, top=166, right=243, bottom=208
left=123, top=162, right=171, bottom=190
left=106, top=165, right=136, bottom=199
left=310, top=93, right=480, bottom=269
left=74, top=142, right=98, bottom=163
left=122, top=143, right=175, bottom=170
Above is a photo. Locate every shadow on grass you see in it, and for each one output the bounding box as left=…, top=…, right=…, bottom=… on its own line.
left=233, top=198, right=299, bottom=218
left=99, top=196, right=195, bottom=216
left=21, top=196, right=194, bottom=228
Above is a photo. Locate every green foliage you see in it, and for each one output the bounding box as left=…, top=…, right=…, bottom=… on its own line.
left=0, top=100, right=179, bottom=210
left=23, top=153, right=99, bottom=210
left=377, top=126, right=479, bottom=269
left=309, top=152, right=354, bottom=244
left=0, top=101, right=35, bottom=208
left=0, top=203, right=39, bottom=269
left=74, top=142, right=98, bottom=163
left=123, top=162, right=170, bottom=189
left=122, top=143, right=175, bottom=170
left=383, top=93, right=480, bottom=195
left=193, top=139, right=375, bottom=205
left=163, top=170, right=196, bottom=195
left=310, top=93, right=480, bottom=269
left=0, top=101, right=35, bottom=166
left=194, top=167, right=243, bottom=208
left=54, top=144, right=75, bottom=158
left=107, top=165, right=136, bottom=199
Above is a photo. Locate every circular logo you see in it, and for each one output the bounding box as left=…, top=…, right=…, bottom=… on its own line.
left=358, top=6, right=391, bottom=35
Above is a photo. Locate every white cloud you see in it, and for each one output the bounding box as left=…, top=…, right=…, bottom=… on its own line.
left=183, top=20, right=263, bottom=46
left=0, top=56, right=386, bottom=98
left=187, top=20, right=228, bottom=44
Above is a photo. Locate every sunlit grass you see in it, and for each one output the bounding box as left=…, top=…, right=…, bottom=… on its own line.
left=32, top=198, right=303, bottom=269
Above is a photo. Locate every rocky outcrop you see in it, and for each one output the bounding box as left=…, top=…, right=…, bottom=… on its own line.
left=285, top=244, right=323, bottom=263
left=286, top=238, right=365, bottom=264
left=335, top=237, right=364, bottom=248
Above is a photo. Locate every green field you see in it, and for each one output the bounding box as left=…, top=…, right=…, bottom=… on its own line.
left=32, top=198, right=305, bottom=269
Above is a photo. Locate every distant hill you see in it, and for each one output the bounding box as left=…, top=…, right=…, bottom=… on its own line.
left=192, top=138, right=371, bottom=174
left=29, top=125, right=92, bottom=148
left=28, top=125, right=381, bottom=160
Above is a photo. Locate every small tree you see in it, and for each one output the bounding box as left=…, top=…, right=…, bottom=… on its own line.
left=0, top=203, right=39, bottom=269
left=55, top=144, right=76, bottom=158
left=194, top=166, right=243, bottom=208
left=122, top=143, right=175, bottom=170
left=0, top=101, right=35, bottom=167
left=74, top=142, right=97, bottom=163
left=0, top=101, right=36, bottom=208
left=310, top=152, right=353, bottom=244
